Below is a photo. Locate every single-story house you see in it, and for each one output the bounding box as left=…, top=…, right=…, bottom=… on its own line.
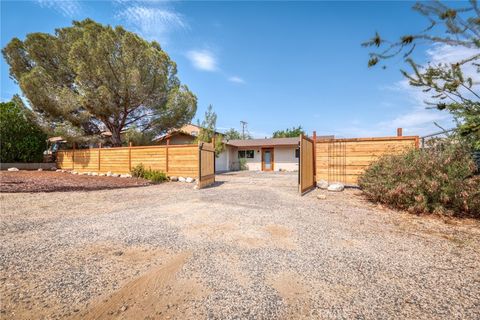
left=156, top=124, right=334, bottom=173
left=217, top=137, right=301, bottom=172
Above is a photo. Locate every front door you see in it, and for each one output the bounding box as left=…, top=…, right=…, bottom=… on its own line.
left=262, top=148, right=274, bottom=171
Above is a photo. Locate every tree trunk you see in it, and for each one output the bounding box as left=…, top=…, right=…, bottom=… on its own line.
left=110, top=127, right=123, bottom=147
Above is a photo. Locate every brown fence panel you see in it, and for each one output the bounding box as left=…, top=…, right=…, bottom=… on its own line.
left=316, top=136, right=418, bottom=185
left=197, top=143, right=215, bottom=189
left=56, top=144, right=200, bottom=178
left=299, top=134, right=316, bottom=195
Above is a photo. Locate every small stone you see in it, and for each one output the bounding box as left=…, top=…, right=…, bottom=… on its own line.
left=186, top=177, right=194, bottom=183
left=120, top=305, right=128, bottom=312
left=72, top=171, right=78, bottom=175
left=327, top=183, right=344, bottom=192
left=120, top=174, right=132, bottom=178
left=112, top=174, right=120, bottom=177
left=7, top=167, right=19, bottom=172
left=38, top=168, right=43, bottom=171
left=106, top=171, right=113, bottom=177
left=113, top=251, right=124, bottom=256
left=170, top=176, right=178, bottom=182
left=50, top=167, right=57, bottom=171
left=317, top=194, right=327, bottom=200
left=91, top=172, right=98, bottom=176
left=99, top=173, right=106, bottom=176
left=178, top=177, right=186, bottom=182
left=56, top=169, right=62, bottom=172
left=317, top=180, right=329, bottom=189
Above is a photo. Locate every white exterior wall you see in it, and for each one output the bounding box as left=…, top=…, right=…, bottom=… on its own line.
left=224, top=145, right=298, bottom=172
left=215, top=149, right=229, bottom=172
left=274, top=146, right=299, bottom=171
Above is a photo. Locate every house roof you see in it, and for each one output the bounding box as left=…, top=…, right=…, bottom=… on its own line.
left=225, top=135, right=335, bottom=148
left=225, top=137, right=300, bottom=147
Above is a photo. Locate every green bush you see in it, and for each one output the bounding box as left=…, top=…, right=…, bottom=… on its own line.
left=0, top=99, right=47, bottom=162
left=239, top=158, right=248, bottom=170
left=130, top=163, right=167, bottom=184
left=358, top=143, right=480, bottom=218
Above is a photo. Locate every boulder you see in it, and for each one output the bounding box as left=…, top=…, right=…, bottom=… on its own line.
left=178, top=177, right=186, bottom=182
left=317, top=180, right=329, bottom=189
left=50, top=167, right=57, bottom=171
left=91, top=172, right=98, bottom=176
left=106, top=171, right=113, bottom=177
left=317, top=194, right=327, bottom=200
left=7, top=167, right=19, bottom=172
left=186, top=177, right=195, bottom=183
left=170, top=176, right=178, bottom=182
left=112, top=173, right=121, bottom=177
left=120, top=174, right=132, bottom=178
left=71, top=171, right=78, bottom=175
left=38, top=168, right=43, bottom=171
left=327, top=183, right=344, bottom=192
left=55, top=169, right=62, bottom=172
left=99, top=173, right=106, bottom=177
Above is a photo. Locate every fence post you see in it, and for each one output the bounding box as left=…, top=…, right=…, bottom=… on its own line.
left=397, top=128, right=403, bottom=137
left=166, top=138, right=170, bottom=175
left=98, top=143, right=101, bottom=172
left=313, top=131, right=317, bottom=181
left=72, top=143, right=76, bottom=171
left=129, top=142, right=132, bottom=172
left=198, top=142, right=203, bottom=184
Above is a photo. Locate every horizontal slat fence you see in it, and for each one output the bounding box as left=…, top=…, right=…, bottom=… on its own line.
left=316, top=136, right=418, bottom=185
left=57, top=144, right=199, bottom=178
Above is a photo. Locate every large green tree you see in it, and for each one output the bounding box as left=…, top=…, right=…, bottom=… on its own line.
left=196, top=105, right=224, bottom=156
left=363, top=1, right=479, bottom=149
left=0, top=96, right=47, bottom=162
left=2, top=19, right=197, bottom=146
left=272, top=126, right=305, bottom=138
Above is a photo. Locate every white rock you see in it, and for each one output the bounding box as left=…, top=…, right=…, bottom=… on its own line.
left=106, top=171, right=113, bottom=177
left=91, top=172, right=98, bottom=176
left=7, top=167, right=19, bottom=171
left=120, top=174, right=132, bottom=178
left=317, top=180, right=329, bottom=189
left=112, top=173, right=121, bottom=177
left=99, top=173, right=106, bottom=176
left=80, top=172, right=88, bottom=175
left=170, top=176, right=178, bottom=182
left=71, top=171, right=78, bottom=175
left=317, top=194, right=327, bottom=200
left=186, top=177, right=194, bottom=183
left=50, top=167, right=57, bottom=171
left=55, top=169, right=62, bottom=172
left=327, top=183, right=344, bottom=192
left=38, top=168, right=43, bottom=171
left=178, top=177, right=186, bottom=182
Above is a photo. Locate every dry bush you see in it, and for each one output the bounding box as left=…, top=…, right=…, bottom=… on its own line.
left=358, top=143, right=480, bottom=218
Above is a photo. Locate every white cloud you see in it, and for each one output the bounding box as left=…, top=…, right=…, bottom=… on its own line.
left=116, top=6, right=187, bottom=41
left=186, top=50, right=218, bottom=72
left=228, top=76, right=245, bottom=84
left=36, top=0, right=80, bottom=17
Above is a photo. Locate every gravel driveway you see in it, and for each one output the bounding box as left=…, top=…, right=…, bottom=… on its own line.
left=1, top=171, right=479, bottom=319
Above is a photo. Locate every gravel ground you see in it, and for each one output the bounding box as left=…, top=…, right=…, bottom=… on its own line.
left=0, top=171, right=150, bottom=193
left=1, top=171, right=479, bottom=319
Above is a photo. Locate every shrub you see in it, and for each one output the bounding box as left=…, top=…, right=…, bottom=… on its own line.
left=239, top=158, right=248, bottom=170
left=130, top=163, right=167, bottom=184
left=358, top=143, right=480, bottom=218
left=0, top=99, right=47, bottom=162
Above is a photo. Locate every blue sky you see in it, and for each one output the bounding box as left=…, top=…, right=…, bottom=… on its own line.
left=1, top=0, right=459, bottom=138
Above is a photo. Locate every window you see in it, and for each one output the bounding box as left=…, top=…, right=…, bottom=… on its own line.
left=238, top=150, right=255, bottom=159
left=295, top=148, right=300, bottom=158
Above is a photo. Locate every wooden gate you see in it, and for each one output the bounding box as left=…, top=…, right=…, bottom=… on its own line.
left=197, top=142, right=216, bottom=189
left=298, top=134, right=316, bottom=195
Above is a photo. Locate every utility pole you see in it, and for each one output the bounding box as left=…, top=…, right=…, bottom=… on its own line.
left=240, top=121, right=248, bottom=139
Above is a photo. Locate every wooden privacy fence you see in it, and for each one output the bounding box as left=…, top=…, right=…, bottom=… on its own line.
left=315, top=136, right=419, bottom=185
left=57, top=143, right=216, bottom=188
left=198, top=143, right=216, bottom=189
left=298, top=134, right=315, bottom=194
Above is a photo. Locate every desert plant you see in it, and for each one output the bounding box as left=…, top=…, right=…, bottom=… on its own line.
left=358, top=143, right=479, bottom=218
left=131, top=163, right=146, bottom=178
left=130, top=163, right=167, bottom=183
left=239, top=158, right=248, bottom=171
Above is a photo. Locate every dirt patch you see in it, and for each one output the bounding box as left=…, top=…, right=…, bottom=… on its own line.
left=77, top=251, right=208, bottom=320
left=0, top=171, right=150, bottom=193
left=267, top=271, right=311, bottom=318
